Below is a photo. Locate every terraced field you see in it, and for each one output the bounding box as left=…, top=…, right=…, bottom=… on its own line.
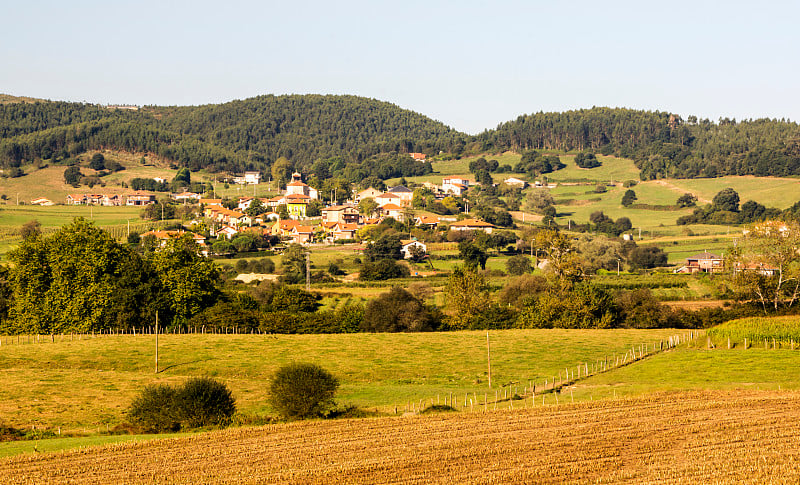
left=3, top=389, right=799, bottom=484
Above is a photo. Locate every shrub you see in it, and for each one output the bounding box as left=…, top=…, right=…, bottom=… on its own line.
left=174, top=377, right=237, bottom=428
left=127, top=384, right=180, bottom=433
left=362, top=287, right=439, bottom=332
left=127, top=378, right=236, bottom=432
left=269, top=363, right=339, bottom=419
left=359, top=259, right=410, bottom=280
left=506, top=254, right=532, bottom=275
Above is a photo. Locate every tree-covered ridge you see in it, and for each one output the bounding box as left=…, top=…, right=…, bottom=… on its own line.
left=4, top=97, right=800, bottom=180
left=151, top=94, right=462, bottom=163
left=481, top=107, right=800, bottom=179
left=0, top=95, right=462, bottom=175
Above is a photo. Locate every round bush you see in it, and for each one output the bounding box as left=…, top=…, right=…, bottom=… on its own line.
left=269, top=363, right=339, bottom=420
left=174, top=377, right=237, bottom=428
left=127, top=384, right=180, bottom=433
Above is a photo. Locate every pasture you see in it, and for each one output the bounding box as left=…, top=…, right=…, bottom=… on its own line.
left=0, top=329, right=684, bottom=434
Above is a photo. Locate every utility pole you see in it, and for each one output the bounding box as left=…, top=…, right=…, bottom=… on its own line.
left=155, top=311, right=159, bottom=374
left=486, top=331, right=492, bottom=388
left=305, top=252, right=311, bottom=291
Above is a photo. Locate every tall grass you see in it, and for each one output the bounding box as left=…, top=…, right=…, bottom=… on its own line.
left=707, top=316, right=800, bottom=343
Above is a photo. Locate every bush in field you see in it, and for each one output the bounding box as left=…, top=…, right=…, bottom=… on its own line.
left=174, top=377, right=237, bottom=428
left=506, top=254, right=532, bottom=275
left=127, top=378, right=236, bottom=432
left=269, top=363, right=339, bottom=420
left=127, top=384, right=180, bottom=433
left=362, top=287, right=439, bottom=332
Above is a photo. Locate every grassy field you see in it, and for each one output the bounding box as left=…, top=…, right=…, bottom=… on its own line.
left=0, top=204, right=143, bottom=228
left=0, top=433, right=187, bottom=458
left=4, top=389, right=800, bottom=483
left=0, top=329, right=681, bottom=433
left=0, top=150, right=280, bottom=207
left=706, top=315, right=800, bottom=344
left=572, top=346, right=800, bottom=402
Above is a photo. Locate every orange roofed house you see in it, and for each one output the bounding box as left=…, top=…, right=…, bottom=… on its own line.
left=449, top=219, right=495, bottom=234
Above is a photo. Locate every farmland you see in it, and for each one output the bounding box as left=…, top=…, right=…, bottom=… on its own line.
left=0, top=329, right=683, bottom=433
left=3, top=389, right=800, bottom=484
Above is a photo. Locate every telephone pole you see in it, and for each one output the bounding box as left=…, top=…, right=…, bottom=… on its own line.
left=486, top=331, right=492, bottom=388
left=155, top=311, right=159, bottom=374
left=305, top=252, right=311, bottom=291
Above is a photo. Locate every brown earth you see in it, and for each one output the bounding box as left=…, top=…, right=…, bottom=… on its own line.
left=4, top=389, right=800, bottom=484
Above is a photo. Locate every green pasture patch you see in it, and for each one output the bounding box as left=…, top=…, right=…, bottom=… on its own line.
left=0, top=205, right=143, bottom=229
left=545, top=155, right=641, bottom=183
left=0, top=329, right=680, bottom=432
left=707, top=316, right=800, bottom=344
left=0, top=433, right=188, bottom=458
left=664, top=176, right=800, bottom=210
left=571, top=347, right=800, bottom=402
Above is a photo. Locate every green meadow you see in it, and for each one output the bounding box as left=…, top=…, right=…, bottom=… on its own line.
left=4, top=321, right=800, bottom=458
left=0, top=329, right=682, bottom=433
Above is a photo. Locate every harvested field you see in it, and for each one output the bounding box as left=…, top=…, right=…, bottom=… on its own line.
left=4, top=390, right=800, bottom=484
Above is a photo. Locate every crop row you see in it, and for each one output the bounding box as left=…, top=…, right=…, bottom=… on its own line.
left=3, top=389, right=800, bottom=484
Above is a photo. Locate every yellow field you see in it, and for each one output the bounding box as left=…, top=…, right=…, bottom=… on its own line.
left=3, top=389, right=798, bottom=483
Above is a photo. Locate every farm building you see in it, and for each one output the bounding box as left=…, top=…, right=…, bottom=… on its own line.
left=675, top=252, right=724, bottom=274
left=449, top=219, right=494, bottom=234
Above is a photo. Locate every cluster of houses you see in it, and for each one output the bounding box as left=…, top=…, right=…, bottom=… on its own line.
left=64, top=191, right=158, bottom=206
left=190, top=172, right=498, bottom=246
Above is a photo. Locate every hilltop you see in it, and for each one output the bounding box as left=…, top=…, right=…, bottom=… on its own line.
left=2, top=95, right=800, bottom=183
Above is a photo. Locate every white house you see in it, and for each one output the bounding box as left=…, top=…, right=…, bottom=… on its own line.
left=400, top=239, right=427, bottom=259
left=244, top=171, right=261, bottom=184
left=233, top=171, right=262, bottom=185
left=442, top=177, right=470, bottom=196
left=449, top=218, right=494, bottom=234
left=380, top=203, right=405, bottom=221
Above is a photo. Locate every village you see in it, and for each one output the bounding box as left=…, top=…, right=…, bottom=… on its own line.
left=42, top=170, right=510, bottom=254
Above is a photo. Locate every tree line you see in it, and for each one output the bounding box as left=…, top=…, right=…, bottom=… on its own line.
left=479, top=107, right=800, bottom=179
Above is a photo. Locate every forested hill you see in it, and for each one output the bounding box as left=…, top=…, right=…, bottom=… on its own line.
left=479, top=107, right=800, bottom=179
left=3, top=95, right=800, bottom=180
left=150, top=95, right=462, bottom=165
left=0, top=94, right=462, bottom=174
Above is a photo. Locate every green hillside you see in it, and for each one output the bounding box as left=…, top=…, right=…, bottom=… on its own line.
left=480, top=107, right=800, bottom=179
left=3, top=96, right=800, bottom=184
left=0, top=95, right=462, bottom=177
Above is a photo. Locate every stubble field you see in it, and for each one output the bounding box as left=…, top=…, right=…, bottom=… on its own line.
left=3, top=389, right=799, bottom=484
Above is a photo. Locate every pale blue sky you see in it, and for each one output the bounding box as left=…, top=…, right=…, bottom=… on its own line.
left=2, top=0, right=798, bottom=133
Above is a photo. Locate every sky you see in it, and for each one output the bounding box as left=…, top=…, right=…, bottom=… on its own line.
left=2, top=0, right=799, bottom=134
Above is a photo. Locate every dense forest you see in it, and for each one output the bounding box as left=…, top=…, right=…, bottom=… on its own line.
left=481, top=107, right=800, bottom=179
left=2, top=95, right=800, bottom=180
left=0, top=95, right=461, bottom=178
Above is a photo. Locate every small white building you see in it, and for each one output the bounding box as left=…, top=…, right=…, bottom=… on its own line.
left=442, top=177, right=470, bottom=195
left=400, top=239, right=427, bottom=259
left=244, top=171, right=261, bottom=184
left=503, top=177, right=528, bottom=188
left=449, top=219, right=494, bottom=234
